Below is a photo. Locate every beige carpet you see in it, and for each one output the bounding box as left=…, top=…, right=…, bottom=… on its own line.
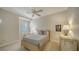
left=0, top=40, right=59, bottom=51
left=0, top=42, right=27, bottom=51
left=43, top=41, right=59, bottom=51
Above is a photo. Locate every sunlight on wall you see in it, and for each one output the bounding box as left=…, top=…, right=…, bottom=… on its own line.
left=69, top=20, right=73, bottom=30
left=69, top=30, right=74, bottom=36
left=68, top=15, right=74, bottom=36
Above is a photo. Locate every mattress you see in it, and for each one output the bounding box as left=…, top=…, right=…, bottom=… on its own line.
left=23, top=34, right=48, bottom=47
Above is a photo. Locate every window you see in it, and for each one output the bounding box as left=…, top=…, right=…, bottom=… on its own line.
left=20, top=19, right=30, bottom=33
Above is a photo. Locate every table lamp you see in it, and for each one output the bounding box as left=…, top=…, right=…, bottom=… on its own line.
left=62, top=25, right=69, bottom=36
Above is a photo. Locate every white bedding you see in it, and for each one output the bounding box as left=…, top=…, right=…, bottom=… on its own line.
left=23, top=34, right=49, bottom=48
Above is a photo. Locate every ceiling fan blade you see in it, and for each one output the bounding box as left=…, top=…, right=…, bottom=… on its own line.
left=36, top=10, right=43, bottom=12
left=35, top=13, right=41, bottom=16
left=32, top=13, right=34, bottom=17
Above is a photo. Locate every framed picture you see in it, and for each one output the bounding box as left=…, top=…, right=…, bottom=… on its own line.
left=55, top=25, right=61, bottom=32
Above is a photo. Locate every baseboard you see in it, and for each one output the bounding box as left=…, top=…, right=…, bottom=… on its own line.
left=0, top=40, right=18, bottom=48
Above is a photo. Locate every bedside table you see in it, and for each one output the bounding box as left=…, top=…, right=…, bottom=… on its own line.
left=59, top=35, right=77, bottom=51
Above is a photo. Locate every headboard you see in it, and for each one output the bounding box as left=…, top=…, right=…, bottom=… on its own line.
left=37, top=29, right=50, bottom=40
left=37, top=30, right=49, bottom=35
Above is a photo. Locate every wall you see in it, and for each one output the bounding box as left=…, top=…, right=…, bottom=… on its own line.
left=68, top=8, right=79, bottom=37
left=31, top=11, right=69, bottom=42
left=0, top=9, right=19, bottom=47
left=67, top=7, right=79, bottom=50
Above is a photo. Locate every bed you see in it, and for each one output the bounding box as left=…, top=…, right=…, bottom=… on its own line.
left=21, top=30, right=50, bottom=51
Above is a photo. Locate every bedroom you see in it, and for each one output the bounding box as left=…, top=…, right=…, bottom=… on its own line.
left=0, top=7, right=79, bottom=51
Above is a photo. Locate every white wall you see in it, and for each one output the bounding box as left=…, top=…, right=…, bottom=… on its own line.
left=68, top=8, right=79, bottom=37
left=67, top=8, right=79, bottom=50
left=0, top=9, right=19, bottom=47
left=31, top=11, right=68, bottom=41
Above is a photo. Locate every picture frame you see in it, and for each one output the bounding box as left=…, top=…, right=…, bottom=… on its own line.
left=55, top=25, right=61, bottom=32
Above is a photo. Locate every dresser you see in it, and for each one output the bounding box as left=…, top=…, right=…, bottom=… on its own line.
left=59, top=35, right=77, bottom=51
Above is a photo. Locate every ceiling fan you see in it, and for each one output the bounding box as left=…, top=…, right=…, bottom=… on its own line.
left=32, top=8, right=43, bottom=17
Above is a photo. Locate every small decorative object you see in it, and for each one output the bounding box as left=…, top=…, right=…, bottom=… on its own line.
left=62, top=25, right=69, bottom=36
left=56, top=25, right=61, bottom=32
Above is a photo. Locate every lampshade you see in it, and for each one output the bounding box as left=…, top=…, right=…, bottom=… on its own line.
left=62, top=25, right=69, bottom=30
left=62, top=25, right=70, bottom=36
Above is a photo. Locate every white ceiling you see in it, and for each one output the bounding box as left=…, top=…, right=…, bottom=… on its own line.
left=1, top=7, right=68, bottom=19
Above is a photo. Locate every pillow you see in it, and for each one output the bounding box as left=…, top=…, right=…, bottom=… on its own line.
left=39, top=30, right=47, bottom=35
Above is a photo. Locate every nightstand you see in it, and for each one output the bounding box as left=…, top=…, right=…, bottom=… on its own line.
left=59, top=35, right=77, bottom=51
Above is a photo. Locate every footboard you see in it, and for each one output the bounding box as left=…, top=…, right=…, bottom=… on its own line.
left=21, top=40, right=40, bottom=51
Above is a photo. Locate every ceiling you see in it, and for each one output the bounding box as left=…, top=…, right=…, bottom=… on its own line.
left=1, top=7, right=68, bottom=20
